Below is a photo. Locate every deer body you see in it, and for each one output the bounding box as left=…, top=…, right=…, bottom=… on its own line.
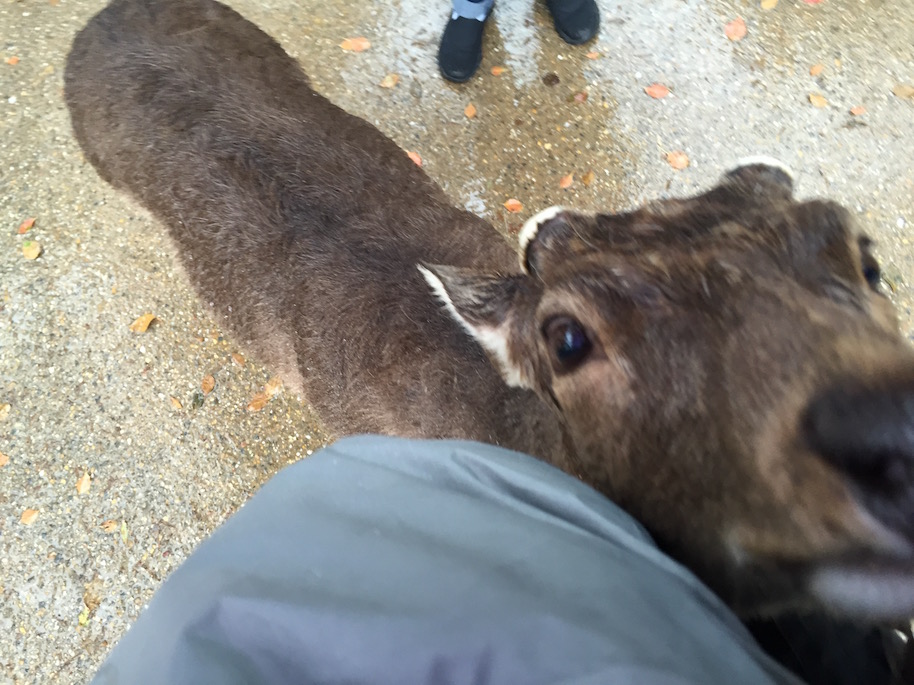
left=66, top=0, right=914, bottom=664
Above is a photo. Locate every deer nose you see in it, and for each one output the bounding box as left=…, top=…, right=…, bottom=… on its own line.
left=802, top=377, right=914, bottom=540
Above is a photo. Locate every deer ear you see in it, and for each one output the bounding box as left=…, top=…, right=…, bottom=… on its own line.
left=417, top=264, right=536, bottom=389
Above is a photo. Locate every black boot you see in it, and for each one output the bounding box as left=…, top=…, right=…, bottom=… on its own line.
left=546, top=0, right=599, bottom=45
left=438, top=12, right=489, bottom=83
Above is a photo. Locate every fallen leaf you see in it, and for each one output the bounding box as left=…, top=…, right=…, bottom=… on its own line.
left=168, top=396, right=183, bottom=410
left=407, top=150, right=422, bottom=167
left=573, top=91, right=588, bottom=104
left=801, top=0, right=823, bottom=4
left=190, top=391, right=204, bottom=410
left=120, top=520, right=128, bottom=544
left=21, top=509, right=39, bottom=525
left=0, top=402, right=10, bottom=421
left=503, top=199, right=523, bottom=213
left=849, top=105, right=866, bottom=116
left=585, top=51, right=600, bottom=59
left=809, top=93, right=828, bottom=108
left=893, top=84, right=914, bottom=99
left=264, top=376, right=283, bottom=397
left=17, top=217, right=35, bottom=234
left=76, top=473, right=91, bottom=495
left=101, top=519, right=119, bottom=533
left=78, top=607, right=90, bottom=626
left=490, top=66, right=506, bottom=76
left=22, top=241, right=42, bottom=260
left=645, top=83, right=670, bottom=99
left=339, top=37, right=370, bottom=52
left=0, top=452, right=9, bottom=467
left=83, top=580, right=102, bottom=612
left=809, top=63, right=825, bottom=76
left=5, top=56, right=19, bottom=66
left=129, top=313, right=156, bottom=333
left=581, top=170, right=595, bottom=186
left=558, top=173, right=574, bottom=189
left=379, top=73, right=399, bottom=88
left=231, top=352, right=246, bottom=366
left=247, top=392, right=269, bottom=412
left=760, top=0, right=778, bottom=9
left=464, top=103, right=477, bottom=118
left=201, top=375, right=215, bottom=394
left=725, top=17, right=747, bottom=42
left=666, top=151, right=690, bottom=170
left=542, top=72, right=560, bottom=87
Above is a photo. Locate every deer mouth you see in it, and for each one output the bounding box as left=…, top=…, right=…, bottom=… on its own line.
left=808, top=553, right=914, bottom=621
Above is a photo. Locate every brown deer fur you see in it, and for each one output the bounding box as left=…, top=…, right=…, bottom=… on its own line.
left=65, top=0, right=914, bottom=646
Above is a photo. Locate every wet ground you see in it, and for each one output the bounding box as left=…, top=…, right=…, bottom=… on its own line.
left=1, top=0, right=913, bottom=681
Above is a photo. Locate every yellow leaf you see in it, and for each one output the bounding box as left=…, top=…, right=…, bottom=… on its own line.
left=76, top=473, right=91, bottom=495
left=464, top=103, right=477, bottom=119
left=0, top=402, right=10, bottom=421
left=893, top=84, right=914, bottom=99
left=201, top=375, right=215, bottom=394
left=129, top=313, right=156, bottom=333
left=558, top=173, right=574, bottom=189
left=725, top=17, right=747, bottom=42
left=339, top=37, right=370, bottom=52
left=379, top=73, right=399, bottom=88
left=666, top=150, right=690, bottom=170
left=21, top=508, right=39, bottom=525
left=78, top=607, right=90, bottom=626
left=120, top=520, right=128, bottom=544
left=22, top=241, right=42, bottom=260
left=809, top=93, right=828, bottom=108
left=231, top=352, right=246, bottom=366
left=170, top=396, right=183, bottom=410
left=581, top=170, right=595, bottom=186
left=407, top=150, right=422, bottom=167
left=101, top=519, right=119, bottom=533
left=809, top=63, right=824, bottom=76
left=0, top=451, right=9, bottom=467
left=760, top=0, right=778, bottom=9
left=503, top=199, right=523, bottom=213
left=490, top=66, right=506, bottom=76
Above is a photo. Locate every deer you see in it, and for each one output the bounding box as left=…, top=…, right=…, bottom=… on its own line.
left=64, top=0, right=914, bottom=682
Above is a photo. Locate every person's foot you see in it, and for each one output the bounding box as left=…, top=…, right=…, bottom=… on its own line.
left=546, top=0, right=599, bottom=45
left=438, top=13, right=488, bottom=83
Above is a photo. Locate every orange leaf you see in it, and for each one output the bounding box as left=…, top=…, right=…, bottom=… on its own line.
left=407, top=151, right=422, bottom=167
left=21, top=508, right=39, bottom=525
left=808, top=93, right=828, bottom=108
left=22, top=241, right=42, bottom=260
left=129, top=313, right=156, bottom=333
left=573, top=91, right=588, bottom=104
left=503, top=199, right=523, bottom=213
left=0, top=451, right=9, bottom=467
left=231, top=352, right=246, bottom=366
left=809, top=63, right=825, bottom=76
left=5, top=56, right=19, bottom=66
left=849, top=105, right=866, bottom=116
left=201, top=375, right=215, bottom=394
left=666, top=151, right=690, bottom=170
left=17, top=217, right=35, bottom=234
left=585, top=51, right=600, bottom=59
left=464, top=103, right=477, bottom=118
left=170, top=396, right=183, bottom=410
left=644, top=83, right=670, bottom=99
left=264, top=376, right=283, bottom=397
left=725, top=17, right=747, bottom=41
left=339, top=37, right=371, bottom=52
left=76, top=473, right=91, bottom=495
left=379, top=73, right=400, bottom=88
left=558, top=173, right=574, bottom=189
left=490, top=66, right=506, bottom=76
left=247, top=392, right=269, bottom=412
left=581, top=170, right=595, bottom=186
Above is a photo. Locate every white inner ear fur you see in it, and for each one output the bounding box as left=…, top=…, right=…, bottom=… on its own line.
left=417, top=265, right=527, bottom=388
left=733, top=155, right=795, bottom=181
left=518, top=205, right=565, bottom=272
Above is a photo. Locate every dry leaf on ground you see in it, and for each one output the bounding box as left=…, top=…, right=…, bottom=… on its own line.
left=585, top=51, right=600, bottom=59
left=21, top=509, right=39, bottom=525
left=247, top=392, right=269, bottom=412
left=120, top=520, right=128, bottom=543
left=101, top=519, right=119, bottom=533
left=801, top=0, right=823, bottom=4
left=407, top=151, right=422, bottom=167
left=464, top=103, right=477, bottom=118
left=490, top=66, right=506, bottom=76
left=503, top=199, right=523, bottom=213
left=201, top=375, right=215, bottom=394
left=76, top=473, right=91, bottom=495
left=809, top=63, right=825, bottom=76
left=850, top=105, right=866, bottom=116
left=339, top=37, right=370, bottom=52
left=129, top=313, right=156, bottom=333
left=264, top=377, right=283, bottom=397
left=22, top=241, right=42, bottom=260
left=809, top=93, right=828, bottom=108
left=379, top=73, right=399, bottom=88
left=893, top=84, right=914, bottom=99
left=667, top=151, right=690, bottom=170
left=17, top=217, right=35, bottom=234
left=0, top=402, right=10, bottom=421
left=581, top=170, right=595, bottom=186
left=5, top=56, right=19, bottom=65
left=0, top=452, right=9, bottom=467
left=645, top=83, right=670, bottom=99
left=725, top=17, right=747, bottom=41
left=573, top=91, right=588, bottom=104
left=761, top=0, right=778, bottom=10
left=559, top=174, right=574, bottom=189
left=170, top=396, right=183, bottom=410
left=231, top=352, right=246, bottom=366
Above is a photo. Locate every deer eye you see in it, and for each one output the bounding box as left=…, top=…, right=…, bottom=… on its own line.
left=858, top=237, right=881, bottom=291
left=543, top=316, right=592, bottom=371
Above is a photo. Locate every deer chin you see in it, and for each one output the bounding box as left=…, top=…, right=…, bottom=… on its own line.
left=808, top=554, right=914, bottom=621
